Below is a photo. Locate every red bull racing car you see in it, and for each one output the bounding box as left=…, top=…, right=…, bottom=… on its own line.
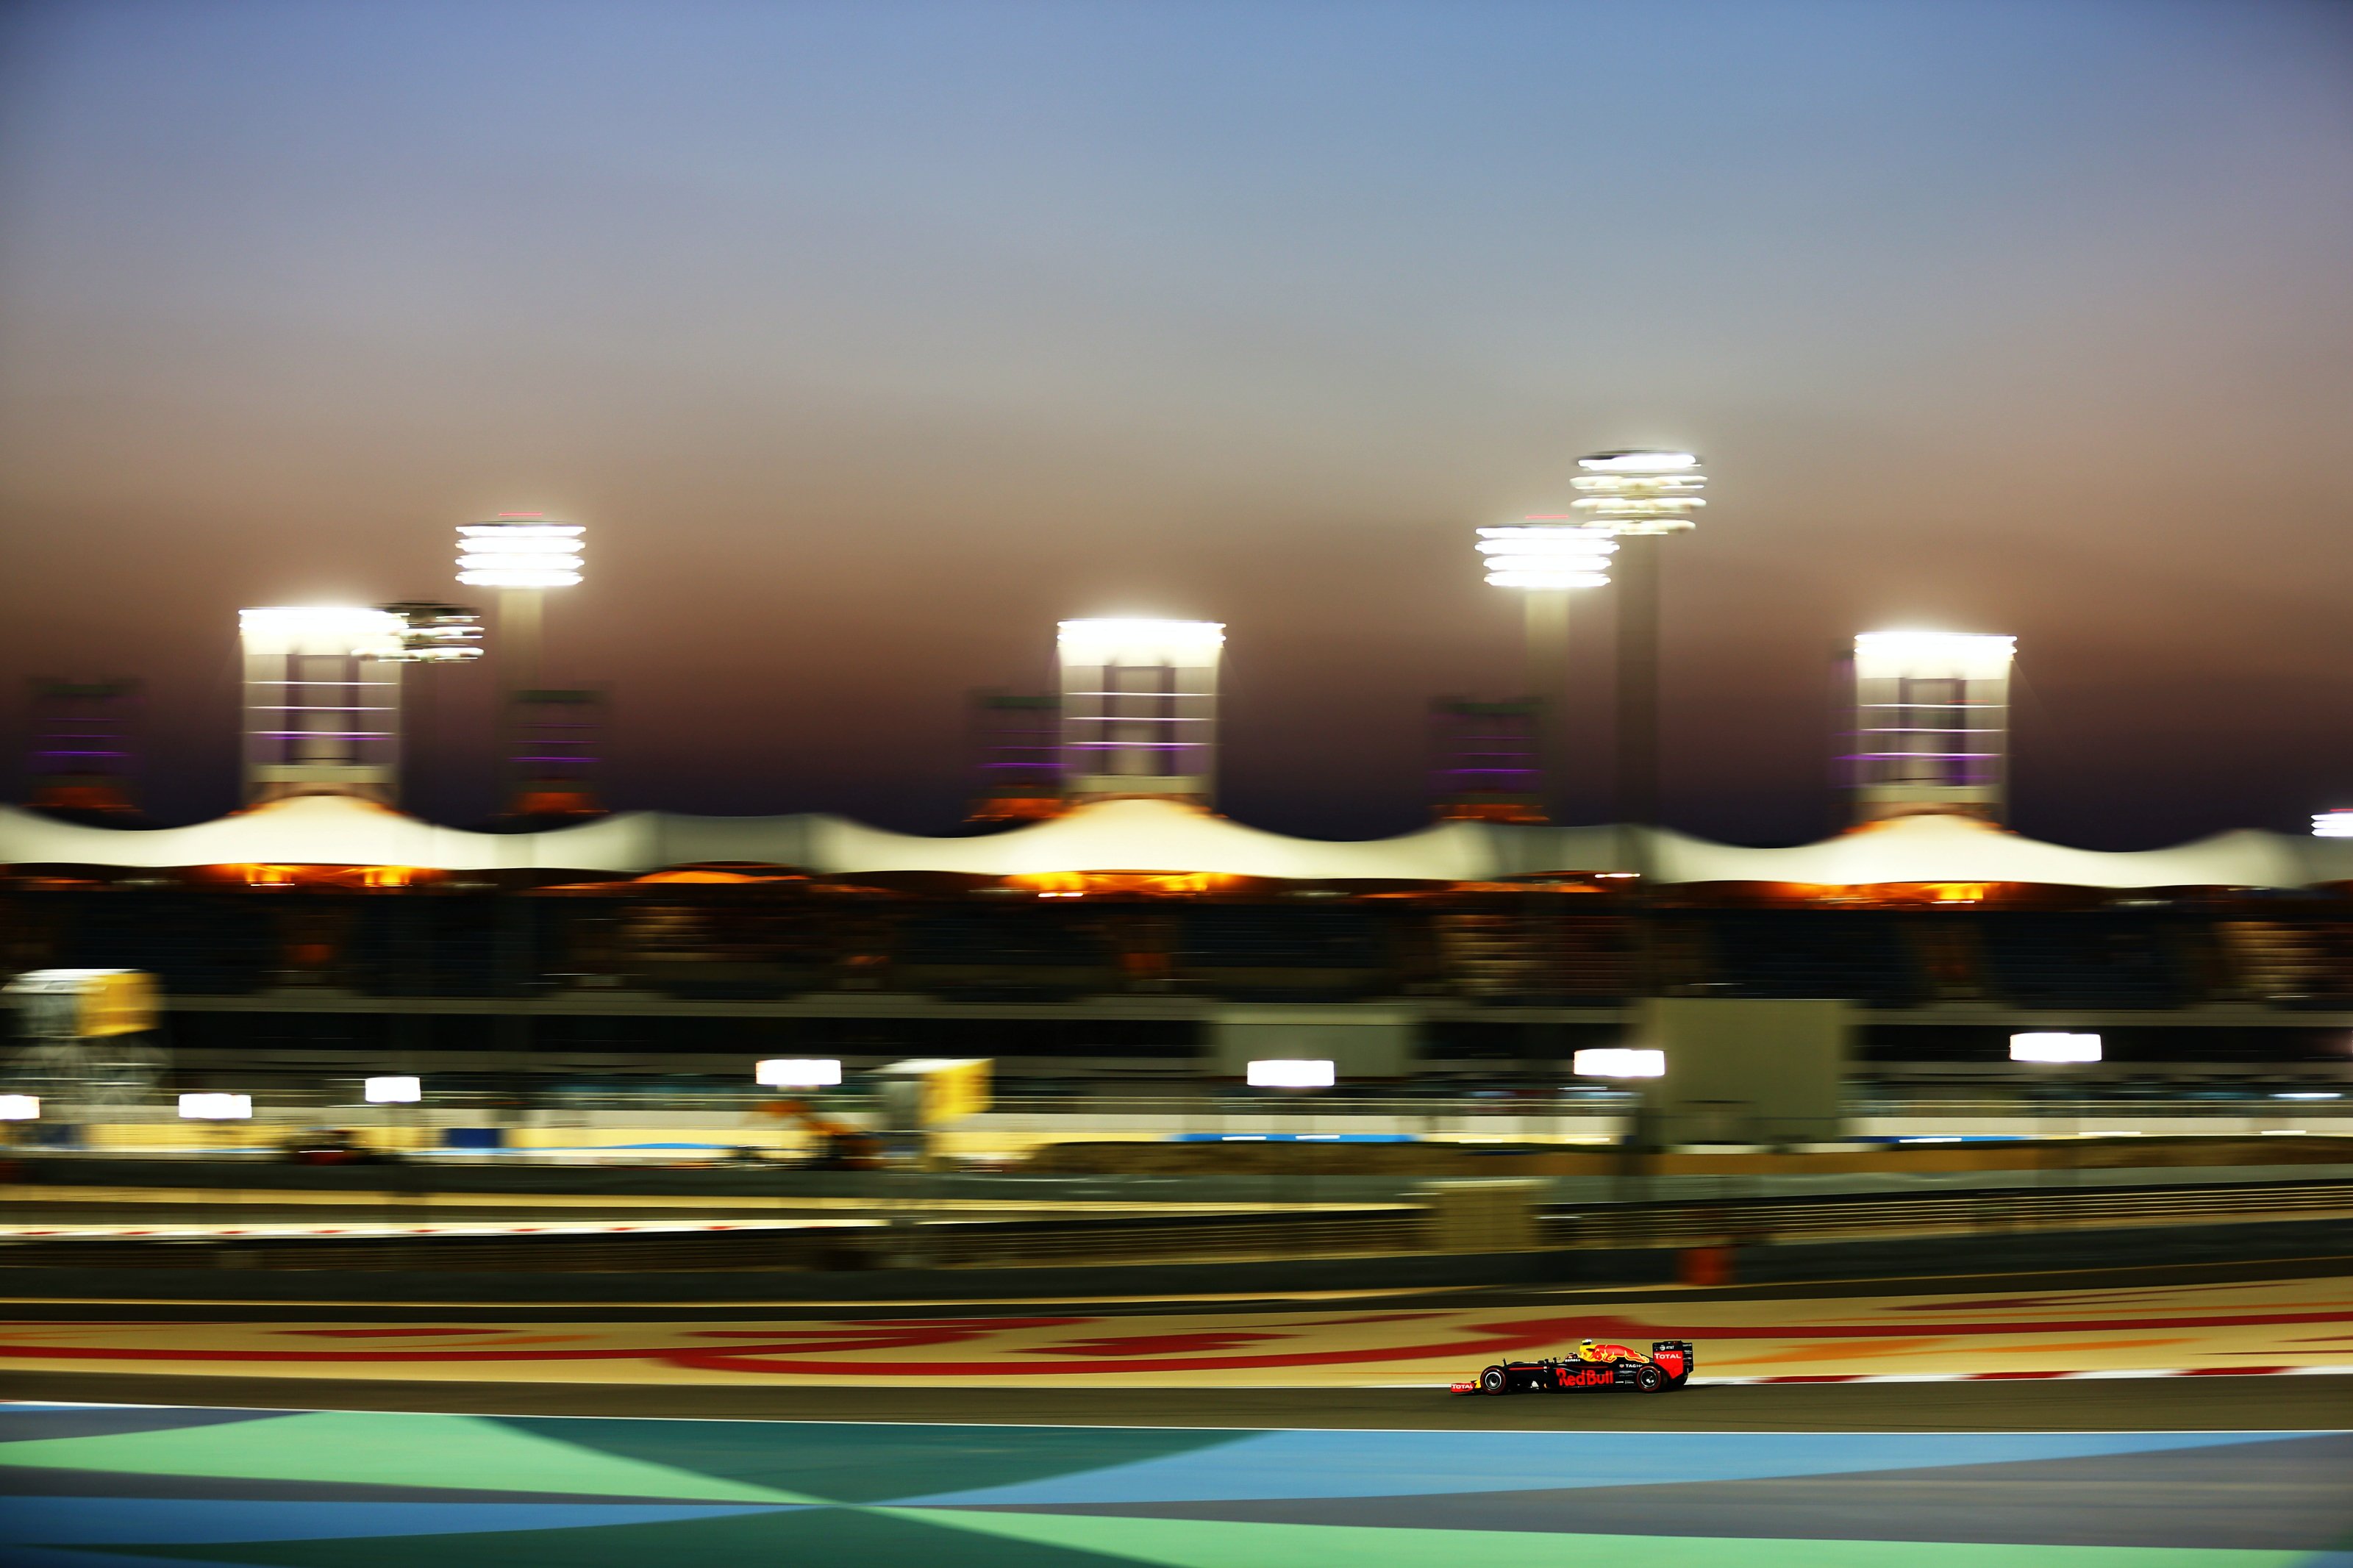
left=1453, top=1339, right=1694, bottom=1395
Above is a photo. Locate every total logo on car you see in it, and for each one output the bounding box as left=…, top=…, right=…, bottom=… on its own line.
left=1452, top=1338, right=1696, bottom=1395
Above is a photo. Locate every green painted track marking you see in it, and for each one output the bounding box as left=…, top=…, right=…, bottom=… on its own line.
left=519, top=1415, right=1249, bottom=1503
left=96, top=1506, right=1146, bottom=1567
left=882, top=1509, right=2321, bottom=1568
left=0, top=1411, right=821, bottom=1504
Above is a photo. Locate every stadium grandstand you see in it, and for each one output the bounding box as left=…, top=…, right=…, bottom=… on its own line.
left=4, top=794, right=2350, bottom=1086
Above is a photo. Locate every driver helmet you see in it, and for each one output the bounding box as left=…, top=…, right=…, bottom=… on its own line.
left=1579, top=1339, right=1598, bottom=1358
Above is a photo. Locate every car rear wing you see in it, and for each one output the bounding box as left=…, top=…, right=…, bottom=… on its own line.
left=1650, top=1340, right=1693, bottom=1386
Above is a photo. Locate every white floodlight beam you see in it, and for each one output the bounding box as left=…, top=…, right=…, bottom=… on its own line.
left=1854, top=631, right=2017, bottom=682
left=756, top=1059, right=844, bottom=1088
left=0, top=1095, right=38, bottom=1120
left=178, top=1092, right=254, bottom=1120
left=1572, top=1047, right=1667, bottom=1079
left=1577, top=451, right=1699, bottom=473
left=457, top=519, right=585, bottom=590
left=1246, top=1059, right=1335, bottom=1088
left=363, top=1075, right=422, bottom=1104
left=2010, top=1032, right=2102, bottom=1064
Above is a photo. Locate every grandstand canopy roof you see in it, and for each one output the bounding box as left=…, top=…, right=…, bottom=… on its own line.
left=3, top=793, right=2350, bottom=889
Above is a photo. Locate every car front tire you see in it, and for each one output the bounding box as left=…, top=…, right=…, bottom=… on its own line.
left=1479, top=1365, right=1509, bottom=1395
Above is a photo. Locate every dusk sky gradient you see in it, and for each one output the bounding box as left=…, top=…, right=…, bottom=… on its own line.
left=2, top=0, right=2349, bottom=845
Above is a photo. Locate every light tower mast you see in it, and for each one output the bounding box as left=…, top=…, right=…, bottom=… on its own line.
left=456, top=515, right=591, bottom=816
left=1473, top=519, right=1617, bottom=821
left=1571, top=450, right=1706, bottom=876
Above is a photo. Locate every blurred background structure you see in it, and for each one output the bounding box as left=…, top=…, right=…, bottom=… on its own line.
left=237, top=607, right=407, bottom=806
left=968, top=690, right=1065, bottom=823
left=1056, top=618, right=1224, bottom=808
left=1849, top=631, right=2014, bottom=825
left=24, top=678, right=141, bottom=823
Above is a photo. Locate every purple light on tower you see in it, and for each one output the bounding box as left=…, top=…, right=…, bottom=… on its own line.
left=27, top=678, right=140, bottom=817
left=1430, top=697, right=1546, bottom=823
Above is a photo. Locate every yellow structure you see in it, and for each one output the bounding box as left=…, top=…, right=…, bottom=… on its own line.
left=883, top=1058, right=993, bottom=1125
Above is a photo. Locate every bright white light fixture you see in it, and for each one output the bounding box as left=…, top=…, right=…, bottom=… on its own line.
left=2010, top=1032, right=2102, bottom=1064
left=1855, top=631, right=2017, bottom=681
left=1477, top=525, right=1618, bottom=590
left=1568, top=451, right=1708, bottom=535
left=457, top=517, right=584, bottom=589
left=1573, top=1047, right=1667, bottom=1079
left=757, top=1059, right=843, bottom=1088
left=0, top=1095, right=38, bottom=1120
left=1246, top=1059, right=1335, bottom=1088
left=1578, top=451, right=1699, bottom=473
left=2313, top=811, right=2353, bottom=839
left=1055, top=617, right=1225, bottom=664
left=179, top=1092, right=254, bottom=1120
left=238, top=606, right=406, bottom=659
left=363, top=1075, right=421, bottom=1104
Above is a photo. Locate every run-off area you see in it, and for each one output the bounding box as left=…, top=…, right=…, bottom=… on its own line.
left=4, top=1406, right=2349, bottom=1566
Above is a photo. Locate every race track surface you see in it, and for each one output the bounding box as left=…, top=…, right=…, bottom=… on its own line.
left=5, top=1272, right=2349, bottom=1387
left=7, top=1265, right=2349, bottom=1561
left=4, top=1403, right=2349, bottom=1566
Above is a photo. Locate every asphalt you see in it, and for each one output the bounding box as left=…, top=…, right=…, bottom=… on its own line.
left=7, top=1369, right=2346, bottom=1432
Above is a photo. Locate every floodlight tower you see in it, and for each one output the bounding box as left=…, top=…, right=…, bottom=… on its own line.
left=26, top=679, right=140, bottom=817
left=1429, top=697, right=1545, bottom=822
left=969, top=690, right=1066, bottom=823
left=1849, top=631, right=2014, bottom=823
left=457, top=516, right=588, bottom=815
left=455, top=515, right=583, bottom=692
left=238, top=607, right=407, bottom=804
left=1474, top=520, right=1618, bottom=820
left=1571, top=451, right=1706, bottom=876
left=1057, top=619, right=1224, bottom=806
left=374, top=604, right=484, bottom=816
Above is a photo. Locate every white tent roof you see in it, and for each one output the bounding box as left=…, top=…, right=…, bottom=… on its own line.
left=2, top=793, right=2349, bottom=889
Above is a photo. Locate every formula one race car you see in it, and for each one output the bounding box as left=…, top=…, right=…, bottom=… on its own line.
left=1453, top=1339, right=1694, bottom=1395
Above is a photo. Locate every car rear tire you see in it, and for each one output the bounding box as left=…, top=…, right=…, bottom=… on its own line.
left=1634, top=1364, right=1666, bottom=1393
left=1479, top=1365, right=1509, bottom=1395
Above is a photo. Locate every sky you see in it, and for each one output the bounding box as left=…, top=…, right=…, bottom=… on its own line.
left=1, top=0, right=2349, bottom=846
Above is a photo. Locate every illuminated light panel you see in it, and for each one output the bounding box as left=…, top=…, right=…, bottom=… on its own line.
left=1854, top=631, right=2015, bottom=681
left=1563, top=451, right=1707, bottom=535
left=1578, top=450, right=1699, bottom=473
left=457, top=520, right=584, bottom=589
left=2313, top=811, right=2353, bottom=839
left=1573, top=1047, right=1666, bottom=1079
left=1569, top=475, right=1706, bottom=494
left=238, top=606, right=406, bottom=658
left=2010, top=1031, right=2102, bottom=1064
left=1571, top=495, right=1705, bottom=515
left=1477, top=524, right=1618, bottom=590
left=0, top=1095, right=38, bottom=1120
left=363, top=1075, right=421, bottom=1104
left=757, top=1058, right=843, bottom=1088
left=1056, top=617, right=1225, bottom=664
left=179, top=1092, right=254, bottom=1120
left=1246, top=1059, right=1335, bottom=1088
